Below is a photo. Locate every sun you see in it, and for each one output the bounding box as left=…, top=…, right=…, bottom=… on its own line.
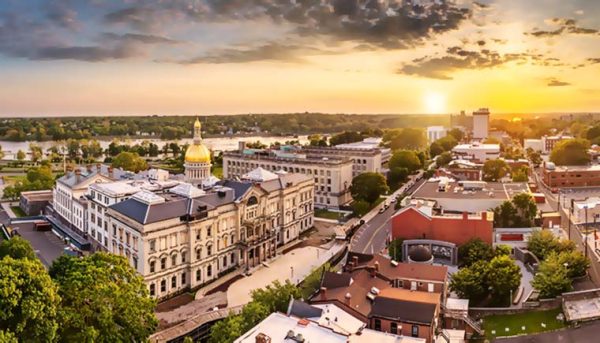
left=423, top=92, right=447, bottom=114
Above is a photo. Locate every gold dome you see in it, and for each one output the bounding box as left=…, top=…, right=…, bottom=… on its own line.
left=194, top=118, right=201, bottom=128
left=185, top=143, right=211, bottom=163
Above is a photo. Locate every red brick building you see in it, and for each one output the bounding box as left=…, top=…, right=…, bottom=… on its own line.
left=391, top=206, right=494, bottom=245
left=542, top=162, right=600, bottom=188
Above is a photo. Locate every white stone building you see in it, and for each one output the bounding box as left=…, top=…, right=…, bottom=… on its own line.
left=451, top=142, right=500, bottom=162
left=426, top=126, right=447, bottom=143
left=472, top=108, right=490, bottom=140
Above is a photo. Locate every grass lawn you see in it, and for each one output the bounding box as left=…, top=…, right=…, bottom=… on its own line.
left=315, top=208, right=345, bottom=220
left=10, top=206, right=26, bottom=218
left=2, top=175, right=27, bottom=184
left=483, top=308, right=566, bottom=339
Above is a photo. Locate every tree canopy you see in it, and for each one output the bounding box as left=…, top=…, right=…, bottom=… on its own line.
left=550, top=138, right=591, bottom=166
left=49, top=253, right=157, bottom=343
left=482, top=159, right=509, bottom=182
left=111, top=151, right=148, bottom=173
left=383, top=128, right=426, bottom=150
left=389, top=150, right=422, bottom=173
left=0, top=236, right=37, bottom=260
left=350, top=172, right=389, bottom=204
left=0, top=256, right=60, bottom=342
left=493, top=192, right=537, bottom=228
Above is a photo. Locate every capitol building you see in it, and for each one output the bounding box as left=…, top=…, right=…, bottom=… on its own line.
left=184, top=118, right=212, bottom=184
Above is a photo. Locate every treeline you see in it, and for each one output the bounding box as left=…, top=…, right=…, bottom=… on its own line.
left=0, top=114, right=450, bottom=142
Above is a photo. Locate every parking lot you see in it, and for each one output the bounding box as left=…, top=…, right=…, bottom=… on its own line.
left=11, top=221, right=68, bottom=267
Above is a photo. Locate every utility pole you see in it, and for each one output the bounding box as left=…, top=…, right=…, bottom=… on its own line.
left=585, top=205, right=589, bottom=259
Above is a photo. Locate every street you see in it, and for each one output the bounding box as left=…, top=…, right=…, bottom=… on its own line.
left=350, top=174, right=426, bottom=254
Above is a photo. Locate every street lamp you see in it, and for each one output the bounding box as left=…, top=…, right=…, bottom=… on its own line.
left=290, top=266, right=294, bottom=281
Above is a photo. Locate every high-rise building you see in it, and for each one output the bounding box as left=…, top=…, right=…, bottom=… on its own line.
left=426, top=126, right=448, bottom=143
left=472, top=108, right=489, bottom=139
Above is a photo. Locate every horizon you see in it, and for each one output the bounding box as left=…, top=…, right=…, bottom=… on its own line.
left=0, top=1, right=599, bottom=116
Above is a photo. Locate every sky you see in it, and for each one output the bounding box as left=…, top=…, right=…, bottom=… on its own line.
left=0, top=0, right=599, bottom=117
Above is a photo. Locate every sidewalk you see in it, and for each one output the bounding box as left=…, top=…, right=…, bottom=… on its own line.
left=1, top=202, right=17, bottom=218
left=226, top=241, right=346, bottom=307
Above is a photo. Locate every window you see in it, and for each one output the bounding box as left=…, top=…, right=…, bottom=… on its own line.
left=196, top=270, right=201, bottom=282
left=374, top=319, right=381, bottom=331
left=160, top=280, right=166, bottom=293
left=181, top=252, right=186, bottom=263
left=428, top=283, right=434, bottom=292
left=150, top=284, right=155, bottom=296
left=223, top=256, right=227, bottom=268
left=411, top=325, right=419, bottom=337
left=196, top=230, right=201, bottom=240
left=171, top=254, right=177, bottom=266
left=391, top=322, right=398, bottom=335
left=207, top=245, right=212, bottom=256
left=150, top=261, right=155, bottom=273
left=196, top=248, right=201, bottom=260
left=230, top=253, right=235, bottom=264
left=161, top=258, right=167, bottom=270
left=207, top=265, right=212, bottom=277
left=207, top=226, right=212, bottom=237
left=149, top=240, right=156, bottom=253
left=181, top=273, right=186, bottom=285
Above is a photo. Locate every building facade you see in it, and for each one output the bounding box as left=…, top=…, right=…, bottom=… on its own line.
left=472, top=108, right=489, bottom=140
left=301, top=146, right=383, bottom=177
left=426, top=126, right=447, bottom=143
left=105, top=169, right=314, bottom=299
left=542, top=162, right=600, bottom=188
left=451, top=143, right=500, bottom=162
left=223, top=145, right=352, bottom=209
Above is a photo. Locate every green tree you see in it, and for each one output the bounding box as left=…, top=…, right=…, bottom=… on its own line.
left=449, top=261, right=488, bottom=302
left=29, top=143, right=43, bottom=164
left=532, top=255, right=572, bottom=298
left=493, top=201, right=517, bottom=227
left=511, top=166, right=529, bottom=182
left=388, top=238, right=404, bottom=262
left=553, top=250, right=589, bottom=278
left=436, top=135, right=458, bottom=151
left=389, top=150, right=422, bottom=173
left=208, top=313, right=246, bottom=343
left=111, top=151, right=148, bottom=173
left=550, top=138, right=591, bottom=166
left=352, top=200, right=371, bottom=217
left=486, top=255, right=521, bottom=299
left=0, top=257, right=60, bottom=342
left=512, top=193, right=537, bottom=227
left=0, top=330, right=17, bottom=343
left=526, top=148, right=542, bottom=166
left=458, top=238, right=493, bottom=267
left=526, top=229, right=570, bottom=260
left=429, top=141, right=444, bottom=157
left=482, top=159, right=509, bottom=181
left=0, top=145, right=5, bottom=160
left=494, top=244, right=512, bottom=257
left=49, top=253, right=157, bottom=343
left=447, top=128, right=464, bottom=142
left=435, top=151, right=453, bottom=166
left=350, top=172, right=389, bottom=204
left=250, top=280, right=302, bottom=313
left=329, top=131, right=364, bottom=146
left=301, top=263, right=333, bottom=299
left=0, top=236, right=37, bottom=260
left=16, top=149, right=25, bottom=164
left=385, top=128, right=426, bottom=150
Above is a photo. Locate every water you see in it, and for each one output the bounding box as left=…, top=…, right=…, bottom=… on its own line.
left=0, top=135, right=309, bottom=160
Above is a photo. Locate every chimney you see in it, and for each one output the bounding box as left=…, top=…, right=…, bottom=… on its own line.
left=255, top=333, right=271, bottom=343
left=374, top=261, right=379, bottom=272
left=239, top=141, right=246, bottom=152
left=344, top=292, right=352, bottom=306
left=462, top=211, right=468, bottom=220
left=347, top=261, right=354, bottom=272
left=320, top=287, right=327, bottom=300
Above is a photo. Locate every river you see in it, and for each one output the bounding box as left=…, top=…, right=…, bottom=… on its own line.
left=0, top=135, right=309, bottom=160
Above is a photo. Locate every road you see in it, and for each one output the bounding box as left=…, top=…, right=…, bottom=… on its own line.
left=350, top=174, right=426, bottom=254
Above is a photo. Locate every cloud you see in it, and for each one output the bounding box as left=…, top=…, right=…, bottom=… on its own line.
left=178, top=42, right=334, bottom=64
left=528, top=18, right=598, bottom=37
left=33, top=45, right=141, bottom=62
left=547, top=78, right=570, bottom=87
left=100, top=33, right=180, bottom=45
left=587, top=58, right=600, bottom=64
left=398, top=46, right=541, bottom=80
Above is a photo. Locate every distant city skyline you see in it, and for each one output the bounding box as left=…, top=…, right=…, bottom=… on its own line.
left=0, top=0, right=599, bottom=116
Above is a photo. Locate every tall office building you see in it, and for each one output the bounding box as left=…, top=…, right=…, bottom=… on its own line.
left=472, top=108, right=490, bottom=139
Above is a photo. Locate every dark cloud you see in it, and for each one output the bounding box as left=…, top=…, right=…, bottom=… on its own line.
left=528, top=18, right=598, bottom=37
left=33, top=45, right=141, bottom=62
left=398, top=46, right=559, bottom=80
left=45, top=1, right=80, bottom=30
left=547, top=78, right=570, bottom=87
left=103, top=0, right=472, bottom=50
left=101, top=32, right=179, bottom=45
left=587, top=58, right=600, bottom=64
left=179, top=43, right=333, bottom=64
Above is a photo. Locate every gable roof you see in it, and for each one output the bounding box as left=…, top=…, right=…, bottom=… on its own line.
left=370, top=297, right=437, bottom=325
left=322, top=272, right=353, bottom=289
left=242, top=167, right=279, bottom=182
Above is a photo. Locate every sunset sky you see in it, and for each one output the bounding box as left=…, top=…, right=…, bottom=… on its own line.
left=0, top=0, right=599, bottom=116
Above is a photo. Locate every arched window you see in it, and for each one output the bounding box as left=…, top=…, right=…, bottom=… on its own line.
left=247, top=196, right=258, bottom=206
left=195, top=247, right=202, bottom=260
left=171, top=253, right=178, bottom=266
left=149, top=260, right=156, bottom=273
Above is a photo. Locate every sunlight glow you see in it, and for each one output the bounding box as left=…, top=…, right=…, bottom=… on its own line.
left=423, top=91, right=446, bottom=114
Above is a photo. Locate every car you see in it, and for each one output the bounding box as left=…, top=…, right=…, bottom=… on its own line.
left=379, top=207, right=385, bottom=213
left=391, top=198, right=397, bottom=203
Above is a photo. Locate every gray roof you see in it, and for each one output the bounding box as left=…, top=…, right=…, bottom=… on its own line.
left=110, top=196, right=189, bottom=225
left=287, top=299, right=323, bottom=319
left=370, top=297, right=436, bottom=324
left=219, top=181, right=253, bottom=200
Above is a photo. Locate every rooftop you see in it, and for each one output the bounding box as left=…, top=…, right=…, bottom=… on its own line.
left=412, top=179, right=529, bottom=201
left=453, top=143, right=500, bottom=151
